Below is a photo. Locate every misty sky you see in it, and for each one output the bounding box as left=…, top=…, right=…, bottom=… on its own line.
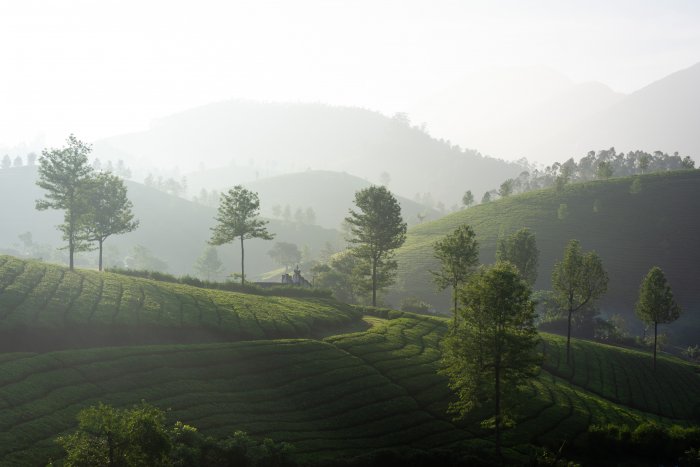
left=2, top=0, right=699, bottom=159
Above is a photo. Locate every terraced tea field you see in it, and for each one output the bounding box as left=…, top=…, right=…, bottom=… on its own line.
left=0, top=256, right=359, bottom=349
left=0, top=311, right=694, bottom=465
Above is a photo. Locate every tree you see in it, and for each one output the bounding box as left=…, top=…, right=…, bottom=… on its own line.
left=56, top=401, right=171, bottom=467
left=345, top=185, right=406, bottom=306
left=1, top=155, right=10, bottom=169
left=440, top=262, right=540, bottom=458
left=304, top=207, right=316, bottom=225
left=194, top=246, right=224, bottom=281
left=35, top=135, right=95, bottom=270
left=462, top=190, right=474, bottom=208
left=26, top=152, right=37, bottom=166
left=496, top=228, right=539, bottom=286
left=379, top=171, right=391, bottom=187
left=268, top=242, right=302, bottom=272
left=552, top=240, right=608, bottom=364
left=127, top=245, right=169, bottom=272
left=432, top=225, right=479, bottom=324
left=635, top=266, right=681, bottom=370
left=13, top=155, right=23, bottom=167
left=209, top=185, right=274, bottom=284
left=481, top=191, right=492, bottom=204
left=681, top=156, right=695, bottom=169
left=82, top=172, right=139, bottom=271
left=596, top=161, right=614, bottom=179
left=498, top=179, right=514, bottom=197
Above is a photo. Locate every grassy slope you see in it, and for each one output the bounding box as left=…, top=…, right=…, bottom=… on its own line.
left=0, top=313, right=697, bottom=465
left=392, top=170, right=700, bottom=345
left=0, top=255, right=359, bottom=350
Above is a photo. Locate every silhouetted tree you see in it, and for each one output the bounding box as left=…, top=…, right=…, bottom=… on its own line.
left=440, top=262, right=540, bottom=458
left=35, top=135, right=95, bottom=270
left=209, top=186, right=274, bottom=284
left=1, top=155, right=10, bottom=169
left=194, top=246, right=224, bottom=281
left=12, top=155, right=22, bottom=167
left=462, top=190, right=474, bottom=208
left=552, top=240, right=608, bottom=364
left=432, top=224, right=479, bottom=323
left=496, top=228, right=539, bottom=286
left=268, top=242, right=302, bottom=272
left=635, top=266, right=681, bottom=370
left=82, top=172, right=139, bottom=271
left=345, top=185, right=406, bottom=306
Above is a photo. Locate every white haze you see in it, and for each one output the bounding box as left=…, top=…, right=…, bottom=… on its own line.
left=1, top=0, right=699, bottom=165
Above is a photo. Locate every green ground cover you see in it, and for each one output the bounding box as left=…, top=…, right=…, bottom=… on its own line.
left=0, top=313, right=695, bottom=465
left=0, top=256, right=359, bottom=350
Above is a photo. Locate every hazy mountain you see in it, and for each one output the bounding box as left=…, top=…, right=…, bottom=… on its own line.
left=93, top=100, right=524, bottom=205
left=535, top=62, right=700, bottom=160
left=188, top=169, right=441, bottom=229
left=412, top=63, right=699, bottom=164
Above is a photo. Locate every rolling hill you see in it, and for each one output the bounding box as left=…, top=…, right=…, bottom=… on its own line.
left=0, top=256, right=697, bottom=465
left=0, top=165, right=342, bottom=278
left=92, top=100, right=524, bottom=204
left=390, top=170, right=700, bottom=346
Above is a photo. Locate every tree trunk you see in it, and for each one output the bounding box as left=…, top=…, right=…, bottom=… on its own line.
left=240, top=236, right=245, bottom=285
left=371, top=258, right=377, bottom=307
left=453, top=289, right=458, bottom=327
left=494, top=356, right=502, bottom=459
left=98, top=239, right=104, bottom=272
left=566, top=307, right=573, bottom=365
left=653, top=321, right=658, bottom=370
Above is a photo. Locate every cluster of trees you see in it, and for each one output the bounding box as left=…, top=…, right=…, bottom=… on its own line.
left=92, top=158, right=132, bottom=179
left=51, top=402, right=296, bottom=467
left=35, top=135, right=139, bottom=271
left=435, top=223, right=681, bottom=456
left=144, top=174, right=188, bottom=197
left=270, top=205, right=317, bottom=226
left=1, top=152, right=37, bottom=169
left=469, top=148, right=696, bottom=206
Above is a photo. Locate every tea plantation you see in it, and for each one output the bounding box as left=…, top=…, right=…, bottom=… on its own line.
left=0, top=257, right=698, bottom=465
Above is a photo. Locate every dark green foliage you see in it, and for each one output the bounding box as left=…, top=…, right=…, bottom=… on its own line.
left=54, top=402, right=296, bottom=467
left=210, top=185, right=274, bottom=284
left=345, top=186, right=406, bottom=306
left=440, top=262, right=541, bottom=456
left=496, top=228, right=539, bottom=286
left=81, top=172, right=139, bottom=271
left=432, top=224, right=479, bottom=322
left=35, top=135, right=95, bottom=270
left=586, top=422, right=700, bottom=463
left=551, top=240, right=608, bottom=364
left=635, top=266, right=681, bottom=369
left=399, top=296, right=433, bottom=314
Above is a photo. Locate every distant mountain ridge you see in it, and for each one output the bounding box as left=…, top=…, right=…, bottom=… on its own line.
left=412, top=63, right=700, bottom=164
left=93, top=100, right=524, bottom=205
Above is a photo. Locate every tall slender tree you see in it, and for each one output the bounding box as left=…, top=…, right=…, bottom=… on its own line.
left=635, top=266, right=681, bottom=370
left=35, top=135, right=95, bottom=270
left=432, top=224, right=479, bottom=324
left=440, top=262, right=540, bottom=458
left=82, top=172, right=139, bottom=271
left=209, top=185, right=274, bottom=284
left=345, top=186, right=406, bottom=306
left=552, top=239, right=608, bottom=364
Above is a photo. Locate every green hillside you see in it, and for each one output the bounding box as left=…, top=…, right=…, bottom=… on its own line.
left=391, top=170, right=700, bottom=346
left=0, top=256, right=359, bottom=350
left=0, top=312, right=696, bottom=465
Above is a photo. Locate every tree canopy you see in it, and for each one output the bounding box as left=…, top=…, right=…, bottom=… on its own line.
left=82, top=172, right=139, bottom=271
left=496, top=228, right=539, bottom=286
left=345, top=185, right=406, bottom=306
left=209, top=185, right=274, bottom=284
left=552, top=239, right=608, bottom=364
left=440, top=262, right=540, bottom=458
left=432, top=224, right=479, bottom=323
left=35, top=135, right=95, bottom=270
left=635, top=266, right=681, bottom=369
